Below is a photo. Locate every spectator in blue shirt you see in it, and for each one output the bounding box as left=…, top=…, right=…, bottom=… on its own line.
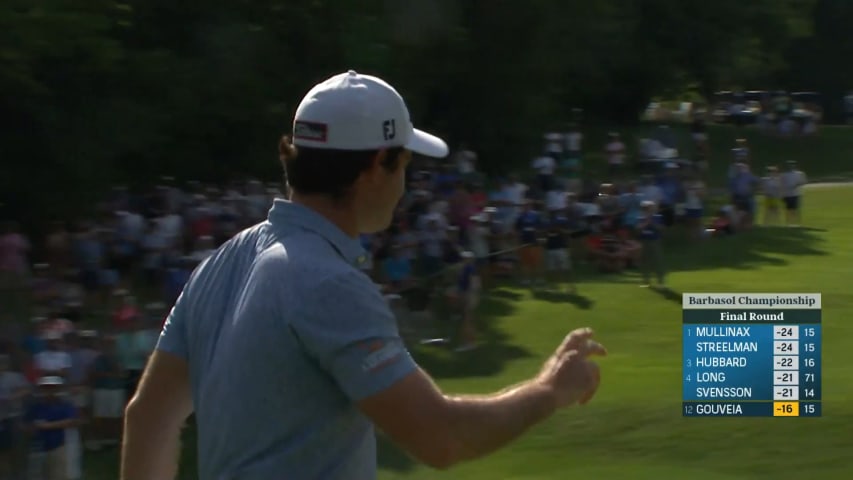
left=163, top=256, right=194, bottom=306
left=382, top=245, right=413, bottom=292
left=450, top=252, right=480, bottom=352
left=435, top=164, right=460, bottom=196
left=544, top=211, right=576, bottom=293
left=636, top=201, right=666, bottom=288
left=27, top=376, right=78, bottom=480
left=619, top=182, right=644, bottom=228
left=728, top=162, right=759, bottom=229
left=91, top=335, right=127, bottom=449
left=656, top=164, right=682, bottom=226
left=515, top=201, right=545, bottom=286
left=22, top=318, right=47, bottom=356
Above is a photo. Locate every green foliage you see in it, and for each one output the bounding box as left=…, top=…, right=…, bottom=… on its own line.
left=0, top=0, right=846, bottom=224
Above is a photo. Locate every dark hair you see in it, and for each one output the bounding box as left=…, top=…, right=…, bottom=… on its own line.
left=279, top=136, right=404, bottom=201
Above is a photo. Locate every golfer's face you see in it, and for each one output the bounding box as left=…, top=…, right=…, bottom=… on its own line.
left=389, top=150, right=412, bottom=206
left=366, top=149, right=411, bottom=233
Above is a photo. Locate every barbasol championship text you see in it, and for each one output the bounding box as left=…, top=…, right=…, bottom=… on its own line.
left=682, top=293, right=822, bottom=417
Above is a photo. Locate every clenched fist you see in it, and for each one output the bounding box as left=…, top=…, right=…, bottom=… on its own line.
left=537, top=328, right=606, bottom=408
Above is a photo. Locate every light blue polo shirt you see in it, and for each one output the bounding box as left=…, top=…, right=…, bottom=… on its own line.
left=156, top=200, right=418, bottom=480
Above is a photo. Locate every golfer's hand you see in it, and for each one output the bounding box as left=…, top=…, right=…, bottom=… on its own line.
left=537, top=328, right=607, bottom=408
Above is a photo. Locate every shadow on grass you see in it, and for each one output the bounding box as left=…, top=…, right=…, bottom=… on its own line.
left=531, top=289, right=595, bottom=309
left=662, top=225, right=829, bottom=273
left=409, top=293, right=533, bottom=380
left=487, top=287, right=524, bottom=302
left=649, top=285, right=682, bottom=304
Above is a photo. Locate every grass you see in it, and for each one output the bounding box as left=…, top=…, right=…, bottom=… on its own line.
left=83, top=184, right=853, bottom=479
left=372, top=184, right=853, bottom=480
left=81, top=124, right=853, bottom=478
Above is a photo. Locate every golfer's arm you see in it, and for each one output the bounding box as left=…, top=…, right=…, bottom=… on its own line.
left=121, top=350, right=193, bottom=480
left=443, top=379, right=556, bottom=462
left=360, top=368, right=555, bottom=470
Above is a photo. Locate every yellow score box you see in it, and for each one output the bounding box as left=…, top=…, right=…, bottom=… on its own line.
left=773, top=402, right=800, bottom=417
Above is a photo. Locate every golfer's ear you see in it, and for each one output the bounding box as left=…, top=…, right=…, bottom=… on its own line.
left=358, top=368, right=460, bottom=470
left=357, top=148, right=389, bottom=188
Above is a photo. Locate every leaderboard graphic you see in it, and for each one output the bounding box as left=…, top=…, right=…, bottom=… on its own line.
left=682, top=293, right=822, bottom=417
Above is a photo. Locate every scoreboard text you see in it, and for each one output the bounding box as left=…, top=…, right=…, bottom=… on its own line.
left=682, top=293, right=822, bottom=417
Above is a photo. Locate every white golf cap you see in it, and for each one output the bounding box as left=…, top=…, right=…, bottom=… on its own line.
left=292, top=70, right=448, bottom=158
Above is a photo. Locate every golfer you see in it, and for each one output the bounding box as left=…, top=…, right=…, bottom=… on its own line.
left=120, top=70, right=606, bottom=480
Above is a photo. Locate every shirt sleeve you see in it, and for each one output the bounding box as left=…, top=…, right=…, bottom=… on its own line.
left=290, top=271, right=418, bottom=402
left=155, top=254, right=213, bottom=359
left=155, top=289, right=190, bottom=359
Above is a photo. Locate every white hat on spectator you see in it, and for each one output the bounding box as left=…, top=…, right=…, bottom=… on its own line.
left=292, top=70, right=448, bottom=158
left=42, top=330, right=62, bottom=341
left=37, top=376, right=64, bottom=387
left=146, top=302, right=167, bottom=311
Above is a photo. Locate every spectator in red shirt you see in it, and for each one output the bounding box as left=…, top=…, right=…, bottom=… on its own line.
left=111, top=292, right=140, bottom=331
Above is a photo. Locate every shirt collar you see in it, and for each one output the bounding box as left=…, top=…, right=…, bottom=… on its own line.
left=267, top=200, right=368, bottom=267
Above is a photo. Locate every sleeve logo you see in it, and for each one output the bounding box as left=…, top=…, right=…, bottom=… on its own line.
left=361, top=340, right=403, bottom=372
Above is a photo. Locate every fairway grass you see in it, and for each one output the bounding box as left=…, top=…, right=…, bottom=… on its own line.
left=85, top=185, right=853, bottom=479
left=376, top=184, right=853, bottom=480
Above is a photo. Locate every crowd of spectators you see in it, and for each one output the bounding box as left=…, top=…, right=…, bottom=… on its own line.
left=0, top=121, right=809, bottom=479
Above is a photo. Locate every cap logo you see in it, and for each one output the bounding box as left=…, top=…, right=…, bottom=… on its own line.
left=382, top=119, right=396, bottom=141
left=294, top=121, right=328, bottom=142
